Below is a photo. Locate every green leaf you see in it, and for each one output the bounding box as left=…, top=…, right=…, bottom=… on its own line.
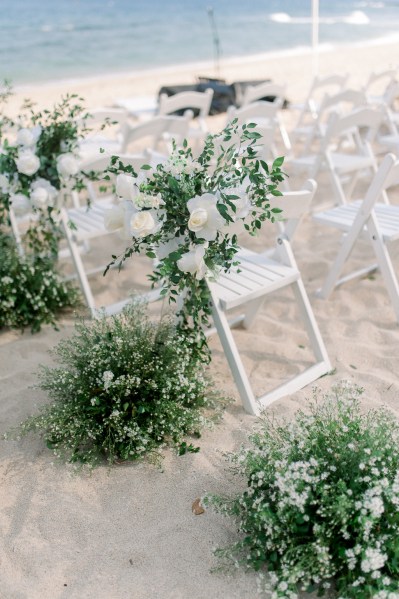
left=272, top=156, right=285, bottom=168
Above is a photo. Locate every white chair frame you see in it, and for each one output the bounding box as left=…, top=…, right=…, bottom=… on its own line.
left=206, top=180, right=331, bottom=415
left=313, top=153, right=399, bottom=322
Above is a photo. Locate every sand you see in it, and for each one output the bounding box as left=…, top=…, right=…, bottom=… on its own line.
left=1, top=40, right=399, bottom=599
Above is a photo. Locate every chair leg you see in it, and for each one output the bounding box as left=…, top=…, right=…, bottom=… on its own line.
left=61, top=218, right=97, bottom=317
left=242, top=297, right=265, bottom=329
left=209, top=289, right=259, bottom=416
left=292, top=279, right=331, bottom=365
left=318, top=228, right=360, bottom=299
left=368, top=224, right=399, bottom=322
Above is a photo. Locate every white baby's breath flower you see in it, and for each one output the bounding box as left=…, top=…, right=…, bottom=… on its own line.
left=187, top=193, right=224, bottom=241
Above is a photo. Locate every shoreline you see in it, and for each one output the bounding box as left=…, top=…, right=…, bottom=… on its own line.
left=10, top=31, right=399, bottom=100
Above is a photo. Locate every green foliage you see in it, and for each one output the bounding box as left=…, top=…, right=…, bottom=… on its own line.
left=205, top=383, right=399, bottom=598
left=0, top=232, right=79, bottom=332
left=18, top=302, right=227, bottom=467
left=104, top=120, right=287, bottom=362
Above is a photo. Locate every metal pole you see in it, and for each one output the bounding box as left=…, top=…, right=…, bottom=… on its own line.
left=207, top=6, right=221, bottom=79
left=311, top=0, right=319, bottom=76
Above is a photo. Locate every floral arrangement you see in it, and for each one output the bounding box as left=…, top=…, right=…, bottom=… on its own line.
left=0, top=231, right=80, bottom=332
left=204, top=382, right=399, bottom=599
left=0, top=91, right=92, bottom=256
left=104, top=120, right=285, bottom=360
left=0, top=88, right=102, bottom=330
left=17, top=302, right=227, bottom=467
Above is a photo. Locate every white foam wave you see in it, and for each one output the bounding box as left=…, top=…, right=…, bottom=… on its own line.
left=269, top=12, right=291, bottom=23
left=270, top=10, right=370, bottom=26
left=41, top=24, right=53, bottom=32
left=343, top=11, right=370, bottom=24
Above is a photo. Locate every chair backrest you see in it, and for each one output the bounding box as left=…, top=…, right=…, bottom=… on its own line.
left=274, top=179, right=317, bottom=241
left=158, top=89, right=214, bottom=119
left=318, top=107, right=387, bottom=205
left=319, top=89, right=367, bottom=117
left=242, top=82, right=286, bottom=108
left=363, top=68, right=397, bottom=100
left=299, top=73, right=349, bottom=120
left=121, top=114, right=191, bottom=153
left=83, top=107, right=129, bottom=137
left=226, top=101, right=280, bottom=127
left=322, top=106, right=385, bottom=150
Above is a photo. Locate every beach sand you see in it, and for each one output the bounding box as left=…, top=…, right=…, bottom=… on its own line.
left=1, top=40, right=399, bottom=599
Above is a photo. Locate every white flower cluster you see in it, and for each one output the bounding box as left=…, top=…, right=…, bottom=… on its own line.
left=206, top=382, right=399, bottom=599
left=104, top=151, right=254, bottom=281
left=3, top=124, right=80, bottom=216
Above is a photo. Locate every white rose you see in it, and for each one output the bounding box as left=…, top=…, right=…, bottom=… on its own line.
left=221, top=187, right=252, bottom=221
left=130, top=210, right=159, bottom=238
left=30, top=186, right=49, bottom=208
left=177, top=245, right=207, bottom=280
left=57, top=153, right=79, bottom=178
left=10, top=193, right=31, bottom=216
left=115, top=173, right=137, bottom=201
left=17, top=128, right=35, bottom=147
left=16, top=125, right=42, bottom=147
left=31, top=178, right=58, bottom=202
left=16, top=150, right=40, bottom=176
left=156, top=235, right=184, bottom=260
left=187, top=193, right=225, bottom=241
left=104, top=204, right=126, bottom=232
left=188, top=208, right=208, bottom=232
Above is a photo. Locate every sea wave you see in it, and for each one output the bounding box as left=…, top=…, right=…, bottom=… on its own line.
left=270, top=11, right=370, bottom=25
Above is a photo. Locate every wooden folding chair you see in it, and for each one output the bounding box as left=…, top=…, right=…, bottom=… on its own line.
left=206, top=180, right=331, bottom=415
left=313, top=153, right=399, bottom=322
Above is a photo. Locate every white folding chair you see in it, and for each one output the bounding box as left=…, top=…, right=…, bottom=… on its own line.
left=59, top=153, right=160, bottom=317
left=226, top=101, right=282, bottom=158
left=291, top=73, right=349, bottom=144
left=121, top=114, right=191, bottom=156
left=297, top=88, right=367, bottom=155
left=240, top=82, right=291, bottom=152
left=313, top=153, right=399, bottom=322
left=206, top=180, right=331, bottom=415
left=78, top=107, right=129, bottom=161
left=158, top=89, right=214, bottom=147
left=288, top=106, right=386, bottom=206
left=363, top=68, right=397, bottom=106
left=375, top=81, right=399, bottom=155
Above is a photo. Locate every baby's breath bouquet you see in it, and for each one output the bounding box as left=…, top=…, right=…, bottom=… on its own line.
left=18, top=302, right=226, bottom=466
left=205, top=382, right=399, bottom=599
left=104, top=120, right=285, bottom=361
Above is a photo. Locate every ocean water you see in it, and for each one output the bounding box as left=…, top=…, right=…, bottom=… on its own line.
left=2, top=0, right=399, bottom=85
